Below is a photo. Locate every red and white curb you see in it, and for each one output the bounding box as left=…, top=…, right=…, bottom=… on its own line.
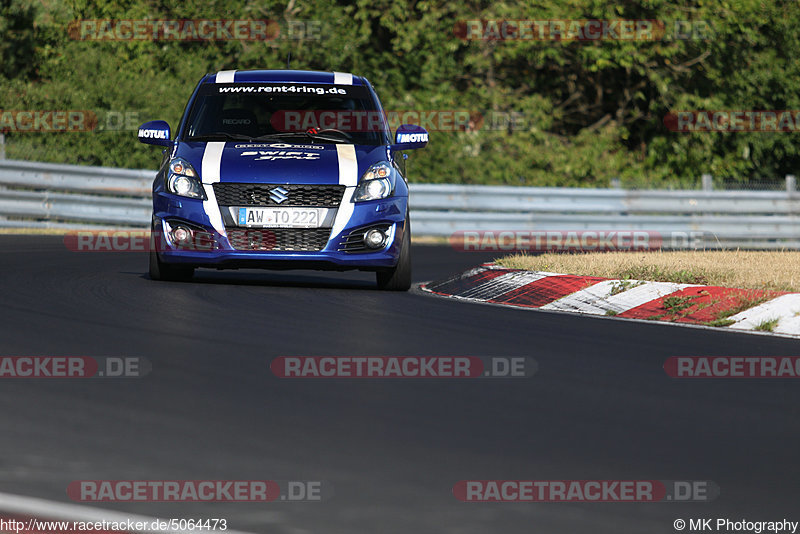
left=420, top=264, right=800, bottom=337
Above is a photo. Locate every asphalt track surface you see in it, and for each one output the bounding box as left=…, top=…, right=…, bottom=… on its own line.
left=0, top=236, right=798, bottom=533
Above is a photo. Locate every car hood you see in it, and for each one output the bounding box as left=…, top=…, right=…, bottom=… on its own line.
left=174, top=141, right=390, bottom=185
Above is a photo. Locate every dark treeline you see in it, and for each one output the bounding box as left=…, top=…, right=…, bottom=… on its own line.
left=1, top=0, right=798, bottom=186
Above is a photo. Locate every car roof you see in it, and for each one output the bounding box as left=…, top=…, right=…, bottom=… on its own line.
left=200, top=69, right=366, bottom=85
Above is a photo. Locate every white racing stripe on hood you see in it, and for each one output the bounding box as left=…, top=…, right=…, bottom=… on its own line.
left=335, top=144, right=358, bottom=187
left=330, top=144, right=358, bottom=239
left=201, top=142, right=225, bottom=183
left=200, top=141, right=226, bottom=235
left=215, top=70, right=236, bottom=83
left=333, top=72, right=353, bottom=85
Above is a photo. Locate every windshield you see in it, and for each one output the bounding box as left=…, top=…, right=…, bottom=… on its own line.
left=182, top=82, right=390, bottom=145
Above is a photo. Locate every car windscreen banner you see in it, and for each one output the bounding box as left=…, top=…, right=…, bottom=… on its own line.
left=204, top=83, right=371, bottom=98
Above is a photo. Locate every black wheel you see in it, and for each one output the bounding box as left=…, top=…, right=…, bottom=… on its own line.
left=148, top=226, right=194, bottom=282
left=376, top=218, right=411, bottom=291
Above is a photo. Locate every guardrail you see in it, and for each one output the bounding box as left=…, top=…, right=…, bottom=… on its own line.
left=0, top=159, right=151, bottom=228
left=1, top=159, right=799, bottom=248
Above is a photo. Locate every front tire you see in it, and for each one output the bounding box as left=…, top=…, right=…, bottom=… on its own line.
left=376, top=219, right=411, bottom=291
left=149, top=226, right=194, bottom=282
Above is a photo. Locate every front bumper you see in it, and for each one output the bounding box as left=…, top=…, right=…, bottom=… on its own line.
left=152, top=191, right=408, bottom=271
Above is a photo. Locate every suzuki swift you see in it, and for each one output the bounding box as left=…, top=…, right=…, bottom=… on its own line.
left=138, top=69, right=428, bottom=290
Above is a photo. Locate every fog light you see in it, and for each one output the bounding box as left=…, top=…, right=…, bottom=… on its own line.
left=171, top=225, right=192, bottom=244
left=364, top=228, right=387, bottom=249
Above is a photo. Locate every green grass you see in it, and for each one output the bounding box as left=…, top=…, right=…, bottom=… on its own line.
left=617, top=266, right=711, bottom=285
left=608, top=279, right=644, bottom=296
left=704, top=318, right=737, bottom=328
left=754, top=318, right=780, bottom=332
left=700, top=293, right=774, bottom=327
left=662, top=295, right=698, bottom=313
left=648, top=293, right=710, bottom=321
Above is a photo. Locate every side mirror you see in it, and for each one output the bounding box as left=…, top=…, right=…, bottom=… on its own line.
left=390, top=124, right=428, bottom=151
left=137, top=120, right=172, bottom=147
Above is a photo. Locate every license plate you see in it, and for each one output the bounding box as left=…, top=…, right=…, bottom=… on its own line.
left=237, top=207, right=322, bottom=228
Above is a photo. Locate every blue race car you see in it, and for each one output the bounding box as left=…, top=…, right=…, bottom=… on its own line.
left=138, top=69, right=427, bottom=290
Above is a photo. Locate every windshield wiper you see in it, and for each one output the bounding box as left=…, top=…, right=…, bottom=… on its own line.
left=186, top=131, right=353, bottom=144
left=250, top=132, right=350, bottom=144
left=186, top=132, right=256, bottom=142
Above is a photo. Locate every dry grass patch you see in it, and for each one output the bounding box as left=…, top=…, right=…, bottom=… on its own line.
left=411, top=235, right=449, bottom=245
left=497, top=250, right=800, bottom=292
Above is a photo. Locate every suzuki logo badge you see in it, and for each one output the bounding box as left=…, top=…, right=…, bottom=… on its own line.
left=269, top=186, right=289, bottom=204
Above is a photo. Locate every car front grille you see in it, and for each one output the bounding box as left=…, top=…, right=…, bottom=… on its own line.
left=213, top=183, right=345, bottom=207
left=226, top=228, right=331, bottom=252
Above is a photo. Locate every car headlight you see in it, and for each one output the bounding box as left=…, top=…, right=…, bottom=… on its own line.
left=166, top=158, right=205, bottom=199
left=353, top=162, right=395, bottom=202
